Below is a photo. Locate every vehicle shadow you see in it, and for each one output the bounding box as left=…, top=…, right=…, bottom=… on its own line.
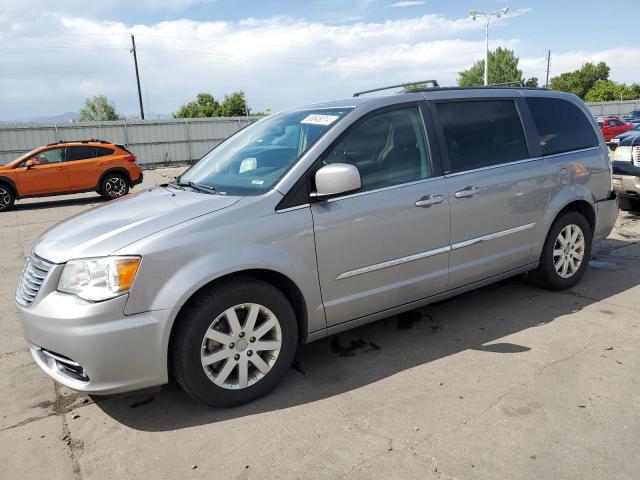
left=13, top=195, right=106, bottom=211
left=94, top=239, right=639, bottom=432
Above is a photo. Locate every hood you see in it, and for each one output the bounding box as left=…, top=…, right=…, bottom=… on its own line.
left=618, top=132, right=640, bottom=146
left=34, top=187, right=240, bottom=263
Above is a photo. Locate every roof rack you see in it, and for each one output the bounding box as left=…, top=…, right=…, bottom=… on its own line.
left=46, top=139, right=111, bottom=146
left=353, top=80, right=440, bottom=97
left=486, top=81, right=525, bottom=87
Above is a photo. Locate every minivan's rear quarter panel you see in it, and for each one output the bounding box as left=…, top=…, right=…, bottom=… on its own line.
left=531, top=146, right=612, bottom=259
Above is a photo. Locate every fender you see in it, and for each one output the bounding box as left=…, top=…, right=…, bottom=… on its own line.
left=113, top=200, right=326, bottom=362
left=530, top=184, right=596, bottom=261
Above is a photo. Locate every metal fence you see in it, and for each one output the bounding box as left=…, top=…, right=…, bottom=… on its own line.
left=586, top=100, right=640, bottom=117
left=0, top=117, right=258, bottom=167
left=2, top=99, right=639, bottom=167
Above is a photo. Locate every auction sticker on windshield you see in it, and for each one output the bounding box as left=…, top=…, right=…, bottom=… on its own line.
left=301, top=114, right=340, bottom=126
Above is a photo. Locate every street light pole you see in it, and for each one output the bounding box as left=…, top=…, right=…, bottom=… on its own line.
left=469, top=7, right=509, bottom=86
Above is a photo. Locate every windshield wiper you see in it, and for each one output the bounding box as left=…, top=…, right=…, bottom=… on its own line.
left=177, top=180, right=217, bottom=195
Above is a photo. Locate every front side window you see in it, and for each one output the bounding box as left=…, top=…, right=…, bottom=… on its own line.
left=65, top=146, right=97, bottom=162
left=179, top=107, right=352, bottom=195
left=322, top=107, right=431, bottom=191
left=527, top=97, right=599, bottom=155
left=436, top=100, right=529, bottom=173
left=22, top=147, right=65, bottom=166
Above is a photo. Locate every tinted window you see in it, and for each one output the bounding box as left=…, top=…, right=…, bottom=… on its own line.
left=436, top=100, right=529, bottom=173
left=96, top=147, right=115, bottom=157
left=66, top=146, right=96, bottom=161
left=526, top=97, right=599, bottom=156
left=323, top=107, right=431, bottom=191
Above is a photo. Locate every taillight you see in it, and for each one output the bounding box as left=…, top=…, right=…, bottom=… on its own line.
left=124, top=155, right=136, bottom=163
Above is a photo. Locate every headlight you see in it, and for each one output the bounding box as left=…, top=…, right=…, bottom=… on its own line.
left=58, top=256, right=141, bottom=302
left=612, top=146, right=632, bottom=162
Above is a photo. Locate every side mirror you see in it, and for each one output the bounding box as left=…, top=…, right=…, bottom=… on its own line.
left=311, top=163, right=361, bottom=199
left=25, top=160, right=35, bottom=169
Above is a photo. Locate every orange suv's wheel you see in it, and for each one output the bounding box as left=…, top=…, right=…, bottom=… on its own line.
left=100, top=173, right=129, bottom=200
left=0, top=184, right=15, bottom=212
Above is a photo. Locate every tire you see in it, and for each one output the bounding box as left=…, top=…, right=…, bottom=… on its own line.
left=0, top=184, right=15, bottom=212
left=532, top=211, right=592, bottom=290
left=170, top=277, right=298, bottom=407
left=100, top=173, right=129, bottom=200
left=617, top=195, right=640, bottom=213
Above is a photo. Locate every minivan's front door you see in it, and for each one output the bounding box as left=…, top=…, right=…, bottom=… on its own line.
left=433, top=99, right=549, bottom=289
left=310, top=104, right=451, bottom=326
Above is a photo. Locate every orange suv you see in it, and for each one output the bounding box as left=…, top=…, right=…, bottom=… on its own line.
left=0, top=140, right=143, bottom=211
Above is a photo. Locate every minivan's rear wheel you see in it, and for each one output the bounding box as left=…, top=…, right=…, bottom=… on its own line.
left=533, top=211, right=592, bottom=290
left=100, top=173, right=129, bottom=199
left=0, top=184, right=15, bottom=212
left=171, top=278, right=298, bottom=407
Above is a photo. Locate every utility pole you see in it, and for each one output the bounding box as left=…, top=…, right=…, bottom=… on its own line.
left=545, top=50, right=551, bottom=88
left=130, top=34, right=145, bottom=120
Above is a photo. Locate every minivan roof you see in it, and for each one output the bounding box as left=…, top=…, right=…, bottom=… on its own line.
left=298, top=86, right=577, bottom=111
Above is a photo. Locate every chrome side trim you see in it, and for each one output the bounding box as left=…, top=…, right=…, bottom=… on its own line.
left=335, top=245, right=451, bottom=280
left=452, top=222, right=536, bottom=250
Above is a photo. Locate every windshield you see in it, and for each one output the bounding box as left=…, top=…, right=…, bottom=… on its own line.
left=179, top=107, right=353, bottom=195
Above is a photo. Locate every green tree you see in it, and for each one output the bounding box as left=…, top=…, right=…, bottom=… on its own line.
left=221, top=91, right=249, bottom=117
left=457, top=47, right=536, bottom=87
left=174, top=93, right=221, bottom=118
left=78, top=95, right=119, bottom=122
left=585, top=80, right=640, bottom=102
left=549, top=62, right=610, bottom=99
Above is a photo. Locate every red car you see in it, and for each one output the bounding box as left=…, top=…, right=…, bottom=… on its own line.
left=599, top=117, right=632, bottom=141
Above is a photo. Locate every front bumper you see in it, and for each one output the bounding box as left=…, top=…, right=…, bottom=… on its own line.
left=612, top=173, right=640, bottom=198
left=17, top=263, right=171, bottom=394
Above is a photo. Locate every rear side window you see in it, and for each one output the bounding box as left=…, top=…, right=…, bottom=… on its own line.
left=65, top=146, right=96, bottom=161
left=526, top=97, right=598, bottom=156
left=96, top=147, right=115, bottom=157
left=436, top=100, right=529, bottom=173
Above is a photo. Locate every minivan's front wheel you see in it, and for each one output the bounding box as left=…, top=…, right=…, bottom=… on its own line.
left=533, top=211, right=592, bottom=290
left=171, top=278, right=298, bottom=407
left=100, top=173, right=129, bottom=199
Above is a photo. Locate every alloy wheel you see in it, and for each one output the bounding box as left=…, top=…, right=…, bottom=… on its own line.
left=200, top=303, right=282, bottom=390
left=0, top=187, right=10, bottom=208
left=105, top=177, right=127, bottom=197
left=553, top=224, right=585, bottom=278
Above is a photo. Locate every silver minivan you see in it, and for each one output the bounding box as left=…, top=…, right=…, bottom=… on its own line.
left=17, top=85, right=618, bottom=407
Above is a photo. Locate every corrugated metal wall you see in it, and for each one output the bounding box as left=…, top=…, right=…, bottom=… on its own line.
left=0, top=117, right=258, bottom=167
left=587, top=100, right=640, bottom=117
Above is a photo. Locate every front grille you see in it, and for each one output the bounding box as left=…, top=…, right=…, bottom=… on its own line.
left=16, top=253, right=54, bottom=307
left=633, top=146, right=640, bottom=167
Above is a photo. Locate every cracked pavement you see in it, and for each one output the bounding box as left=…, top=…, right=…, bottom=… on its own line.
left=1, top=168, right=639, bottom=479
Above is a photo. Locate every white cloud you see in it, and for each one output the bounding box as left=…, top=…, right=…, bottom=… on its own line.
left=0, top=8, right=636, bottom=120
left=387, top=1, right=426, bottom=7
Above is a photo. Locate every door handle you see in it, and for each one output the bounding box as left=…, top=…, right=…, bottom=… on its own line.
left=454, top=186, right=480, bottom=198
left=415, top=194, right=444, bottom=207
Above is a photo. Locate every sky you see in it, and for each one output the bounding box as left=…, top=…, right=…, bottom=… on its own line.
left=0, top=0, right=639, bottom=121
